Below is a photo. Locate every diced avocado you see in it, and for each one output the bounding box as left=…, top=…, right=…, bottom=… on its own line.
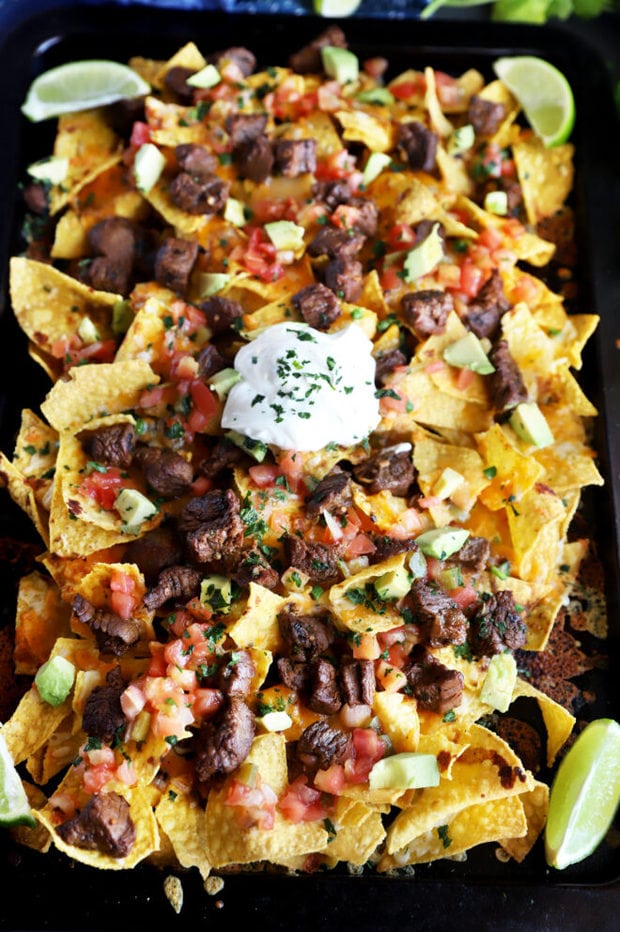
left=433, top=467, right=465, bottom=500
left=439, top=565, right=464, bottom=591
left=34, top=655, right=75, bottom=707
left=26, top=155, right=69, bottom=185
left=362, top=152, right=392, bottom=186
left=480, top=652, right=517, bottom=713
left=112, top=299, right=134, bottom=335
left=447, top=124, right=475, bottom=156
left=374, top=565, right=412, bottom=601
left=198, top=272, right=231, bottom=297
left=264, top=220, right=305, bottom=252
left=484, top=190, right=508, bottom=216
left=133, top=142, right=166, bottom=195
left=443, top=332, right=495, bottom=375
left=225, top=430, right=269, bottom=462
left=186, top=64, right=221, bottom=89
left=408, top=548, right=428, bottom=579
left=321, top=46, right=359, bottom=84
left=369, top=752, right=440, bottom=790
left=209, top=367, right=242, bottom=400
left=115, top=487, right=157, bottom=531
left=356, top=87, right=395, bottom=106
left=415, top=526, right=470, bottom=560
left=258, top=710, right=293, bottom=733
left=77, top=317, right=100, bottom=346
left=200, top=574, right=233, bottom=613
left=509, top=402, right=554, bottom=448
left=224, top=197, right=248, bottom=227
left=403, top=222, right=444, bottom=282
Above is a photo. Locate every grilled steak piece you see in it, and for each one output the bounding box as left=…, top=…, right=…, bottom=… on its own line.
left=123, top=525, right=184, bottom=584
left=468, top=95, right=507, bottom=137
left=296, top=720, right=352, bottom=776
left=307, top=226, right=365, bottom=261
left=134, top=446, right=193, bottom=499
left=370, top=535, right=417, bottom=564
left=154, top=237, right=199, bottom=296
left=323, top=258, right=364, bottom=302
left=207, top=47, right=257, bottom=78
left=307, top=657, right=342, bottom=714
left=199, top=437, right=250, bottom=479
left=78, top=422, right=136, bottom=469
left=175, top=143, right=218, bottom=177
left=226, top=113, right=268, bottom=148
left=164, top=66, right=195, bottom=102
left=466, top=269, right=511, bottom=340
left=81, top=666, right=126, bottom=744
left=469, top=590, right=527, bottom=657
left=289, top=25, right=347, bottom=74
left=375, top=349, right=408, bottom=383
left=169, top=171, right=230, bottom=215
left=72, top=595, right=140, bottom=656
left=407, top=578, right=468, bottom=647
left=235, top=135, right=274, bottom=183
left=272, top=139, right=317, bottom=177
left=346, top=197, right=379, bottom=236
left=312, top=179, right=352, bottom=210
left=401, top=289, right=453, bottom=339
left=292, top=283, right=341, bottom=330
left=285, top=536, right=343, bottom=582
left=340, top=658, right=375, bottom=706
left=277, top=657, right=308, bottom=692
left=398, top=121, right=438, bottom=172
left=85, top=255, right=132, bottom=295
left=278, top=607, right=335, bottom=661
left=195, top=696, right=255, bottom=782
left=405, top=647, right=464, bottom=714
left=179, top=488, right=245, bottom=563
left=143, top=564, right=203, bottom=610
left=227, top=549, right=280, bottom=590
left=352, top=445, right=414, bottom=497
left=197, top=343, right=229, bottom=380
left=199, top=295, right=244, bottom=335
left=217, top=649, right=256, bottom=698
left=306, top=467, right=352, bottom=517
left=56, top=792, right=136, bottom=858
left=488, top=340, right=528, bottom=414
left=446, top=536, right=490, bottom=576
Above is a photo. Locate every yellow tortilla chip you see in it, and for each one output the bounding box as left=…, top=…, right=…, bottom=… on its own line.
left=513, top=137, right=575, bottom=224
left=500, top=780, right=549, bottom=863
left=49, top=110, right=122, bottom=215
left=155, top=790, right=212, bottom=880
left=513, top=678, right=575, bottom=766
left=14, top=571, right=71, bottom=675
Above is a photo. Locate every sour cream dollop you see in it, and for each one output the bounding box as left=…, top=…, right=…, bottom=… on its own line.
left=221, top=322, right=381, bottom=451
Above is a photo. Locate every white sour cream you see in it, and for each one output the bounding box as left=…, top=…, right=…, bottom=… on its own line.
left=221, top=322, right=380, bottom=451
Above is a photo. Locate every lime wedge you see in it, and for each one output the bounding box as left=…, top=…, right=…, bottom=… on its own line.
left=0, top=730, right=35, bottom=828
left=492, top=55, right=575, bottom=147
left=22, top=59, right=151, bottom=122
left=545, top=718, right=620, bottom=870
left=313, top=0, right=362, bottom=16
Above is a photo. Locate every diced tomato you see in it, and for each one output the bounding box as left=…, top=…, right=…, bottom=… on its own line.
left=252, top=197, right=299, bottom=224
left=190, top=476, right=213, bottom=497
left=315, top=148, right=357, bottom=182
left=379, top=265, right=404, bottom=292
left=129, top=121, right=151, bottom=149
left=241, top=226, right=284, bottom=282
left=455, top=367, right=475, bottom=391
left=387, top=223, right=415, bottom=250
left=374, top=659, right=408, bottom=693
left=344, top=727, right=386, bottom=784
left=351, top=632, right=381, bottom=661
left=379, top=391, right=408, bottom=415
left=79, top=467, right=128, bottom=511
left=278, top=775, right=328, bottom=823
left=344, top=532, right=376, bottom=559
left=450, top=585, right=479, bottom=611
left=459, top=259, right=485, bottom=299
left=478, top=226, right=504, bottom=252
left=276, top=449, right=305, bottom=493
left=225, top=775, right=277, bottom=830
left=190, top=688, right=224, bottom=721
left=331, top=204, right=365, bottom=231
left=390, top=78, right=424, bottom=100
left=511, top=274, right=542, bottom=306
left=82, top=763, right=116, bottom=794
left=147, top=642, right=168, bottom=677
left=248, top=463, right=281, bottom=488
left=109, top=570, right=139, bottom=620
left=313, top=763, right=345, bottom=795
left=138, top=384, right=175, bottom=410
left=190, top=380, right=218, bottom=420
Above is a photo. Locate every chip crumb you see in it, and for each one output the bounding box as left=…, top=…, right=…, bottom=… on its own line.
left=204, top=875, right=225, bottom=896
left=163, top=874, right=183, bottom=914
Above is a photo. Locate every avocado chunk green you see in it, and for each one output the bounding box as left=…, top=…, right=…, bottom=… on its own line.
left=27, top=155, right=69, bottom=185
left=355, top=87, right=395, bottom=106
left=403, top=222, right=444, bottom=282
left=264, top=220, right=305, bottom=252
left=369, top=752, right=440, bottom=790
left=480, top=652, right=517, bottom=713
left=198, top=272, right=231, bottom=297
left=321, top=46, right=359, bottom=84
left=209, top=367, right=242, bottom=400
left=225, top=430, right=269, bottom=462
left=509, top=402, right=554, bottom=448
left=408, top=548, right=428, bottom=579
left=35, top=655, right=76, bottom=707
left=415, top=526, right=470, bottom=560
left=362, top=152, right=392, bottom=186
left=112, top=300, right=134, bottom=335
left=0, top=732, right=36, bottom=828
left=374, top=565, right=412, bottom=601
left=447, top=123, right=474, bottom=156
left=133, top=142, right=166, bottom=195
left=115, top=487, right=157, bottom=532
left=186, top=64, right=221, bottom=89
left=443, top=332, right=495, bottom=375
left=224, top=197, right=248, bottom=228
left=484, top=190, right=508, bottom=215
left=200, top=574, right=233, bottom=613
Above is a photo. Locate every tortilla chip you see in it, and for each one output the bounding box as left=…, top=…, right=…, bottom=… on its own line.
left=513, top=137, right=574, bottom=224
left=155, top=790, right=212, bottom=880
left=14, top=571, right=71, bottom=675
left=513, top=678, right=575, bottom=766
left=500, top=780, right=549, bottom=862
left=48, top=110, right=122, bottom=215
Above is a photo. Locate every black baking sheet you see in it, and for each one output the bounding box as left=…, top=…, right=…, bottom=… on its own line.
left=1, top=5, right=620, bottom=930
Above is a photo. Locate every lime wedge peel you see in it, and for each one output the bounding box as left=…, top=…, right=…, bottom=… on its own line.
left=313, top=0, right=363, bottom=16
left=492, top=55, right=575, bottom=148
left=0, top=729, right=35, bottom=829
left=21, top=60, right=151, bottom=123
left=545, top=718, right=620, bottom=870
